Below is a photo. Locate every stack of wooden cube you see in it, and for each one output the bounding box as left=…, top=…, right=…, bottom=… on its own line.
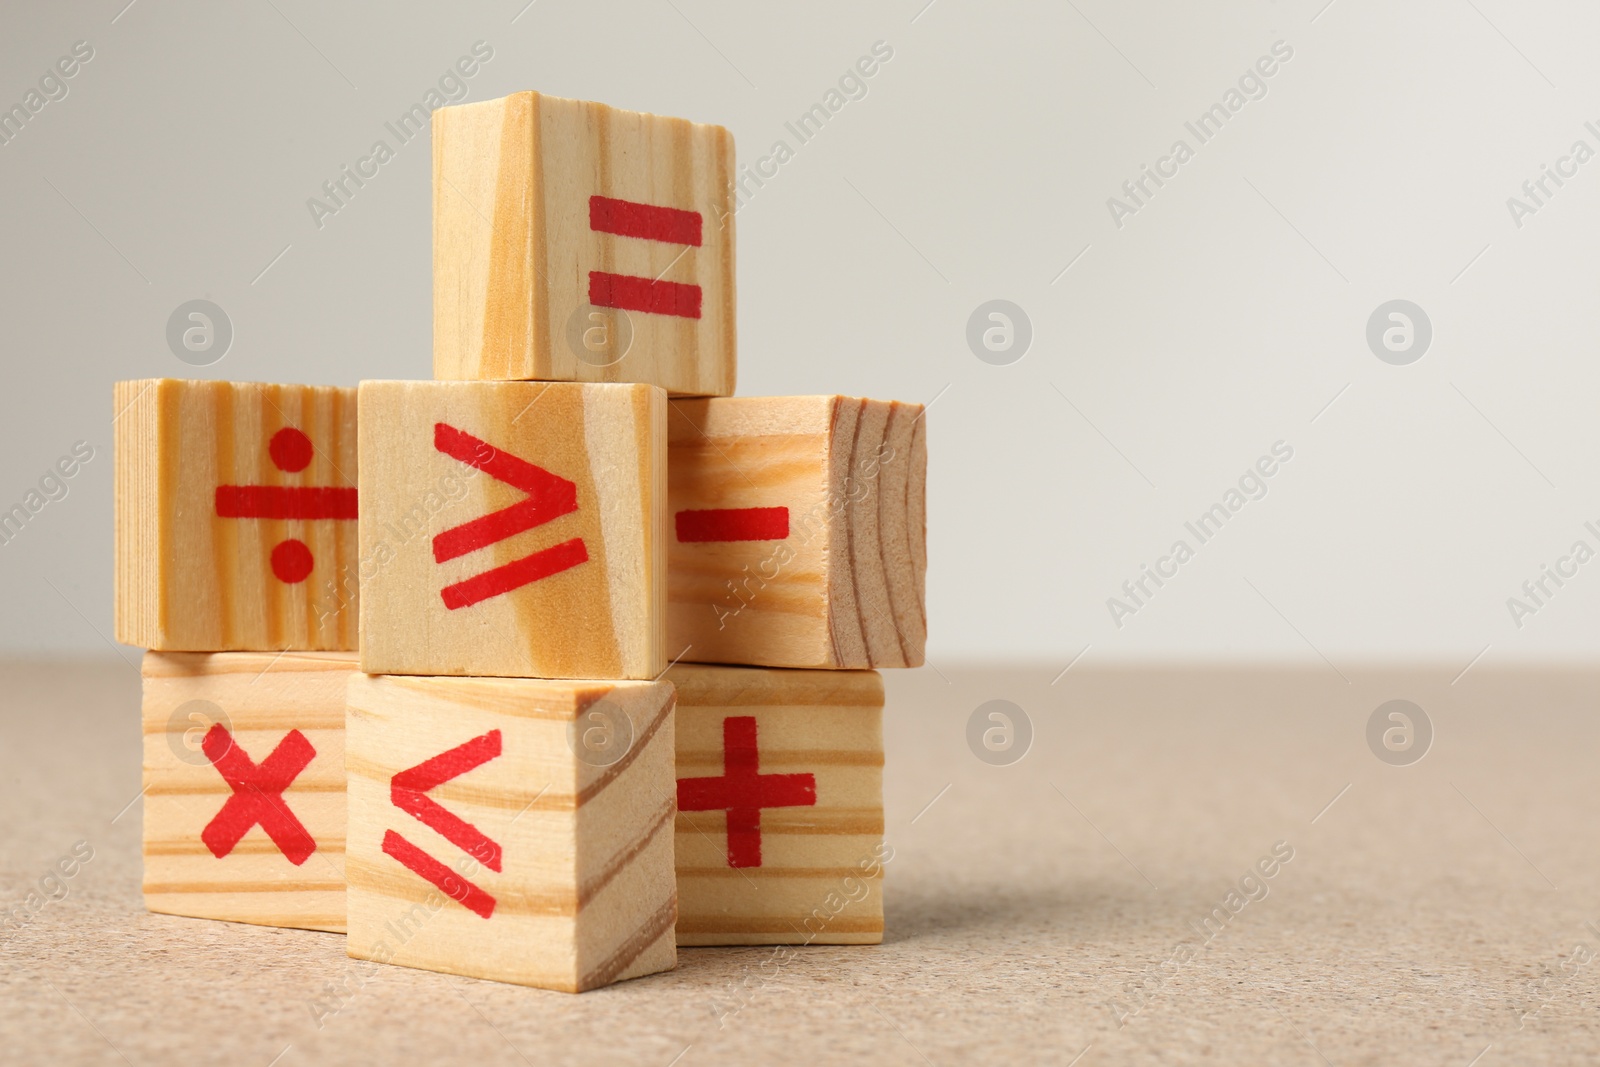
left=114, top=90, right=926, bottom=993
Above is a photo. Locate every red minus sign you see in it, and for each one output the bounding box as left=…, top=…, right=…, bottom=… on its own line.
left=675, top=507, right=789, bottom=543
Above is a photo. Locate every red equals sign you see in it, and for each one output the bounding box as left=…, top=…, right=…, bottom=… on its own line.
left=588, top=195, right=703, bottom=320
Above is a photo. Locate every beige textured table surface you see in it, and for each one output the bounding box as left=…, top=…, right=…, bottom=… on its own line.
left=2, top=659, right=1597, bottom=1066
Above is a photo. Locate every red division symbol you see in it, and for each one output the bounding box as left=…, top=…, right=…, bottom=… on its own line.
left=586, top=195, right=704, bottom=320
left=383, top=729, right=502, bottom=919
left=677, top=716, right=816, bottom=869
left=214, top=427, right=358, bottom=584
left=675, top=507, right=789, bottom=543
left=432, top=423, right=588, bottom=610
left=200, top=725, right=318, bottom=865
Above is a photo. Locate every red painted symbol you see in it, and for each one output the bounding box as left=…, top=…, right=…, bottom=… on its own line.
left=590, top=195, right=703, bottom=247
left=676, top=507, right=789, bottom=543
left=200, top=725, right=317, bottom=866
left=677, top=716, right=816, bottom=869
left=432, top=423, right=588, bottom=610
left=214, top=427, right=358, bottom=584
left=587, top=195, right=703, bottom=320
left=383, top=729, right=502, bottom=919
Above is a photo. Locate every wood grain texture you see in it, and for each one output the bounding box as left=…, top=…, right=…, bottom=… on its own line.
left=666, top=396, right=926, bottom=669
left=357, top=380, right=666, bottom=680
left=346, top=673, right=677, bottom=992
left=433, top=90, right=735, bottom=397
left=115, top=379, right=359, bottom=651
left=141, top=651, right=355, bottom=933
left=668, top=663, right=884, bottom=945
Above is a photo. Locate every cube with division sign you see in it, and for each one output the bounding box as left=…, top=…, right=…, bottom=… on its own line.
left=433, top=90, right=736, bottom=397
left=114, top=378, right=359, bottom=652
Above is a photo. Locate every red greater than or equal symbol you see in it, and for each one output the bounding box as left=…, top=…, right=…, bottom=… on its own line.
left=200, top=725, right=318, bottom=866
left=675, top=507, right=790, bottom=543
left=431, top=423, right=589, bottom=610
left=676, top=716, right=816, bottom=869
left=383, top=729, right=503, bottom=920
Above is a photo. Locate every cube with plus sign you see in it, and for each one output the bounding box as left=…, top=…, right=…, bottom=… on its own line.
left=667, top=395, right=927, bottom=669
left=669, top=664, right=886, bottom=945
left=433, top=90, right=735, bottom=397
left=115, top=379, right=360, bottom=651
left=345, top=672, right=677, bottom=992
left=141, top=650, right=357, bottom=933
left=357, top=379, right=666, bottom=680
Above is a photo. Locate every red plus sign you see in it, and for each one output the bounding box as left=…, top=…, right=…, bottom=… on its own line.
left=677, top=716, right=816, bottom=869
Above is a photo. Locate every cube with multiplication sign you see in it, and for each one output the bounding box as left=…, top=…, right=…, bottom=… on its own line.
left=667, top=395, right=926, bottom=669
left=115, top=379, right=359, bottom=651
left=433, top=90, right=735, bottom=397
left=345, top=673, right=677, bottom=991
left=670, top=663, right=885, bottom=945
left=357, top=379, right=666, bottom=680
left=142, top=651, right=355, bottom=933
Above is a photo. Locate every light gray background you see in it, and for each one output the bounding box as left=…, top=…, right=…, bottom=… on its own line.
left=2, top=0, right=1596, bottom=671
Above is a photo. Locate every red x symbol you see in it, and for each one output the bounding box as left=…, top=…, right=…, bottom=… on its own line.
left=677, top=716, right=816, bottom=869
left=200, top=725, right=317, bottom=866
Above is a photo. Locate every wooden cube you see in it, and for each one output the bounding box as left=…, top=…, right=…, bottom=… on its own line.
left=667, top=396, right=926, bottom=669
left=357, top=380, right=666, bottom=680
left=141, top=651, right=354, bottom=932
left=345, top=673, right=677, bottom=992
left=115, top=378, right=359, bottom=651
left=433, top=90, right=735, bottom=397
left=670, top=664, right=885, bottom=945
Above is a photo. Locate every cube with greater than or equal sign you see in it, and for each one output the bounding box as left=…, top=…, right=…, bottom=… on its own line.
left=357, top=380, right=666, bottom=680
left=667, top=395, right=926, bottom=670
left=670, top=664, right=885, bottom=945
left=345, top=673, right=677, bottom=992
left=433, top=90, right=735, bottom=397
left=114, top=378, right=360, bottom=651
left=141, top=651, right=355, bottom=933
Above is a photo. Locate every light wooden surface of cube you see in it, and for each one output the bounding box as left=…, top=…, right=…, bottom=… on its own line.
left=434, top=90, right=734, bottom=397
left=114, top=378, right=359, bottom=651
left=357, top=379, right=666, bottom=680
left=345, top=673, right=677, bottom=992
left=141, top=651, right=355, bottom=933
left=670, top=663, right=884, bottom=945
left=667, top=395, right=925, bottom=669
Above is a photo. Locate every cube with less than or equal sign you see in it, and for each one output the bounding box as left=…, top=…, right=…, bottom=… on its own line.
left=670, top=664, right=885, bottom=945
left=434, top=90, right=735, bottom=397
left=668, top=395, right=926, bottom=669
left=357, top=379, right=666, bottom=680
left=114, top=378, right=359, bottom=651
left=345, top=674, right=677, bottom=992
left=142, top=651, right=355, bottom=933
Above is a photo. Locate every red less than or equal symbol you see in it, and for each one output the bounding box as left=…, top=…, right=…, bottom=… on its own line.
left=382, top=729, right=504, bottom=919
left=214, top=427, right=358, bottom=584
